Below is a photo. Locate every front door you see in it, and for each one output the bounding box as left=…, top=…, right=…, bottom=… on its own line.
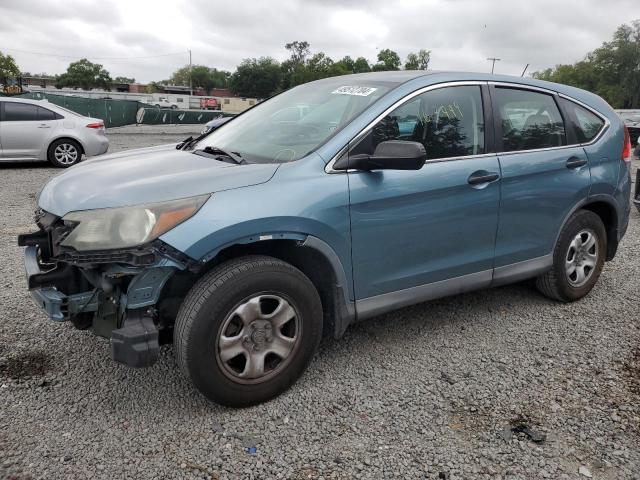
left=0, top=102, right=57, bottom=160
left=347, top=84, right=501, bottom=301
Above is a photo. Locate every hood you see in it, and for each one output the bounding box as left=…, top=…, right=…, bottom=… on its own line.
left=38, top=144, right=279, bottom=216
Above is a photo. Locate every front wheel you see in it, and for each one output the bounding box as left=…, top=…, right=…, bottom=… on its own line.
left=174, top=255, right=323, bottom=407
left=536, top=210, right=606, bottom=302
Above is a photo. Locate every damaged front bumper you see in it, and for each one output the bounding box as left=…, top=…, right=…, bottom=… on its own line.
left=20, top=225, right=192, bottom=368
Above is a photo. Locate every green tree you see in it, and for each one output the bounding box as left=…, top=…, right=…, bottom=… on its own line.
left=56, top=58, right=112, bottom=90
left=230, top=57, right=282, bottom=98
left=284, top=41, right=310, bottom=67
left=405, top=49, right=431, bottom=70
left=113, top=76, right=135, bottom=84
left=353, top=57, right=371, bottom=73
left=169, top=65, right=230, bottom=90
left=281, top=41, right=312, bottom=89
left=533, top=20, right=640, bottom=108
left=334, top=56, right=355, bottom=72
left=0, top=51, right=20, bottom=80
left=372, top=48, right=401, bottom=71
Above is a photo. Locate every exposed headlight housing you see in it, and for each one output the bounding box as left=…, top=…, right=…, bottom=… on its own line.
left=60, top=194, right=210, bottom=251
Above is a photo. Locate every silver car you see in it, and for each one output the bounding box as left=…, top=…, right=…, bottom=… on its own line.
left=0, top=98, right=109, bottom=167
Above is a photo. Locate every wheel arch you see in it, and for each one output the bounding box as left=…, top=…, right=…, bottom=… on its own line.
left=164, top=234, right=355, bottom=340
left=48, top=135, right=86, bottom=156
left=558, top=196, right=620, bottom=261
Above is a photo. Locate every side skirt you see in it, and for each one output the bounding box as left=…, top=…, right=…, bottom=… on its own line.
left=355, top=270, right=492, bottom=321
left=353, top=254, right=553, bottom=322
left=491, top=254, right=553, bottom=287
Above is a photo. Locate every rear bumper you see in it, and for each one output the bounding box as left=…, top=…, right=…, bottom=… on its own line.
left=84, top=136, right=109, bottom=157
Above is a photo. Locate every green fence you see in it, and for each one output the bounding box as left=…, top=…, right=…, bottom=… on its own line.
left=14, top=92, right=235, bottom=128
left=18, top=92, right=142, bottom=128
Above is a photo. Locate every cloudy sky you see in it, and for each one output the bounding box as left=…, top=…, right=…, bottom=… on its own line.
left=0, top=0, right=636, bottom=83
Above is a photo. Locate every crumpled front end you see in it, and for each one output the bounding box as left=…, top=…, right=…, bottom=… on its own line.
left=19, top=209, right=195, bottom=367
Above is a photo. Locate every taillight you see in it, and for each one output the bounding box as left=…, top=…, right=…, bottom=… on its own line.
left=86, top=122, right=104, bottom=129
left=622, top=126, right=632, bottom=163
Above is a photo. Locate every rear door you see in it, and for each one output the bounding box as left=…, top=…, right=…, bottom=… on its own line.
left=491, top=85, right=591, bottom=273
left=0, top=102, right=59, bottom=160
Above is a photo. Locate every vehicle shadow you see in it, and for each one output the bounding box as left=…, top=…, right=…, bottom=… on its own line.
left=89, top=279, right=548, bottom=413
left=0, top=161, right=53, bottom=169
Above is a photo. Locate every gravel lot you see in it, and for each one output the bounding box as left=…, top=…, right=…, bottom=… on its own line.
left=1, top=126, right=639, bottom=480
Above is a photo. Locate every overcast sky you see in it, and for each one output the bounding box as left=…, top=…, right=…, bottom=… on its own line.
left=0, top=0, right=636, bottom=83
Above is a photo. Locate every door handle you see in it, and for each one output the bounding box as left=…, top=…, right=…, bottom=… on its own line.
left=468, top=171, right=500, bottom=185
left=566, top=156, right=587, bottom=169
left=37, top=124, right=51, bottom=129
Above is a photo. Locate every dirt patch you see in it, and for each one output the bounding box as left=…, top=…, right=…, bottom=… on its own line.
left=0, top=351, right=54, bottom=379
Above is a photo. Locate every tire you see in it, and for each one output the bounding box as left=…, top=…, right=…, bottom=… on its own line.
left=174, top=255, right=323, bottom=407
left=536, top=210, right=606, bottom=302
left=47, top=138, right=82, bottom=168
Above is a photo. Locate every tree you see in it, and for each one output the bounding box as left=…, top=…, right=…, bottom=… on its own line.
left=372, top=48, right=401, bottom=71
left=113, top=76, right=135, bottom=84
left=230, top=57, right=282, bottom=98
left=405, top=49, right=431, bottom=70
left=0, top=51, right=20, bottom=80
left=56, top=59, right=112, bottom=90
left=282, top=41, right=312, bottom=89
left=169, top=65, right=230, bottom=91
left=353, top=57, right=371, bottom=73
left=284, top=41, right=310, bottom=67
left=533, top=20, right=640, bottom=108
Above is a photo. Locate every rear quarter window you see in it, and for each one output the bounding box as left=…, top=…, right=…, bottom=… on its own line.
left=559, top=98, right=606, bottom=143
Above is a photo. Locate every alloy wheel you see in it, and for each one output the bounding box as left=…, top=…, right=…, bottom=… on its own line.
left=54, top=143, right=79, bottom=165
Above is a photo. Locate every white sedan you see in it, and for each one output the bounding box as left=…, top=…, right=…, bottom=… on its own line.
left=0, top=98, right=109, bottom=167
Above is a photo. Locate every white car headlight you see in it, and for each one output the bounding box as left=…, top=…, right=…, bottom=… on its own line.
left=60, top=194, right=210, bottom=251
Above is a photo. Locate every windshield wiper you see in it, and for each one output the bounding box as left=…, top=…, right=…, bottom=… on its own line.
left=177, top=133, right=209, bottom=151
left=193, top=146, right=245, bottom=164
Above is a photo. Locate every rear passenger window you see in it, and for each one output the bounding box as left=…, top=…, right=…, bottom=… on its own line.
left=494, top=88, right=566, bottom=152
left=4, top=102, right=40, bottom=121
left=559, top=98, right=605, bottom=143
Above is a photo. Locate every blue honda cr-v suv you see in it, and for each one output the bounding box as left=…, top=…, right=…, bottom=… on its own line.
left=19, top=71, right=633, bottom=406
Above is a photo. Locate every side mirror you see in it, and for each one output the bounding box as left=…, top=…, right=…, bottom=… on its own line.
left=333, top=140, right=426, bottom=171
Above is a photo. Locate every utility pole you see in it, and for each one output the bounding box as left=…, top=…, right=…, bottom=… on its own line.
left=487, top=57, right=500, bottom=74
left=521, top=63, right=529, bottom=77
left=189, top=49, right=193, bottom=97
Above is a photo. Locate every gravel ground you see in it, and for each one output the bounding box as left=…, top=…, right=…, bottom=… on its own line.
left=1, top=126, right=639, bottom=480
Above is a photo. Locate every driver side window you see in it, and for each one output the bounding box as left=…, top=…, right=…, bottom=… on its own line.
left=351, top=85, right=486, bottom=161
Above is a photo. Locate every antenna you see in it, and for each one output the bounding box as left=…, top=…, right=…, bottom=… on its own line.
left=487, top=57, right=501, bottom=74
left=521, top=64, right=529, bottom=77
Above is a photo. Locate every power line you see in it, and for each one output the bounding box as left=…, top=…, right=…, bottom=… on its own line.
left=2, top=47, right=189, bottom=61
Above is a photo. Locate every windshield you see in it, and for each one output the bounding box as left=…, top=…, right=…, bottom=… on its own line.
left=196, top=78, right=398, bottom=163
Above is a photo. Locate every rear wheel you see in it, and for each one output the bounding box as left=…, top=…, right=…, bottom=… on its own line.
left=536, top=210, right=606, bottom=302
left=174, top=255, right=323, bottom=407
left=48, top=138, right=82, bottom=168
